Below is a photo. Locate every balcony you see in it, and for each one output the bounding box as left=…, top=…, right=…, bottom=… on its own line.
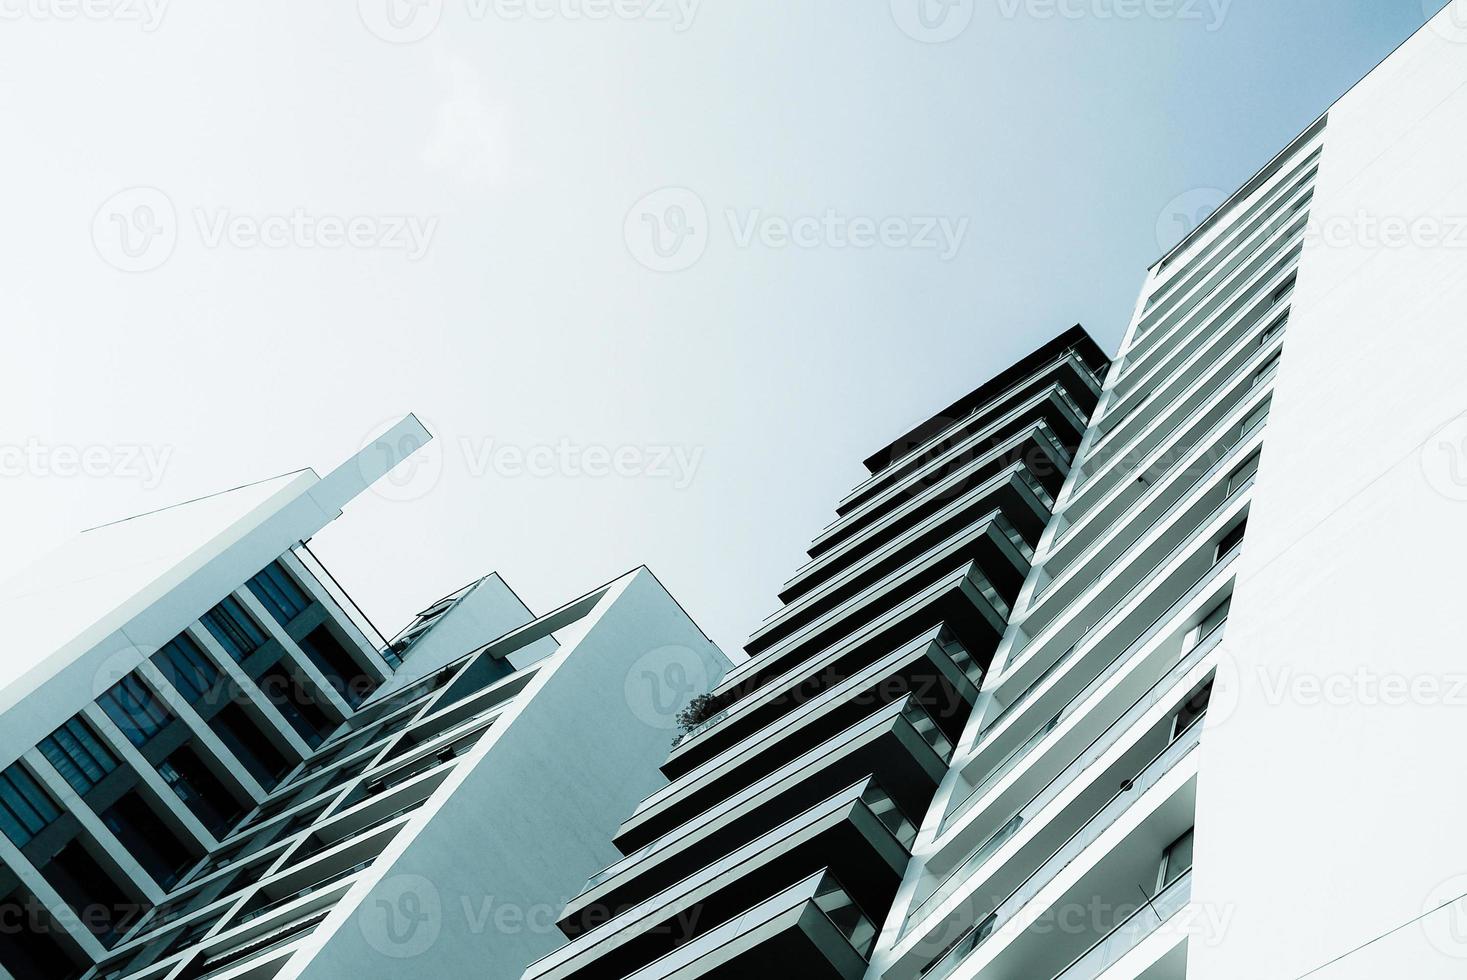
left=559, top=777, right=916, bottom=939
left=665, top=628, right=981, bottom=776
left=747, top=508, right=1029, bottom=667
left=615, top=696, right=951, bottom=859
left=1051, top=869, right=1192, bottom=980
left=916, top=720, right=1202, bottom=980
left=619, top=872, right=878, bottom=980
left=783, top=461, right=1056, bottom=608
left=838, top=371, right=1094, bottom=520
left=526, top=779, right=913, bottom=980
left=710, top=558, right=1010, bottom=725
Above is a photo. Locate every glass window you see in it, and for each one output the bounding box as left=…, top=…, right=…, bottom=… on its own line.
left=99, top=674, right=174, bottom=747
left=246, top=561, right=309, bottom=626
left=0, top=763, right=61, bottom=847
left=1157, top=828, right=1195, bottom=890
left=202, top=595, right=269, bottom=661
left=39, top=716, right=118, bottom=796
left=152, top=634, right=220, bottom=706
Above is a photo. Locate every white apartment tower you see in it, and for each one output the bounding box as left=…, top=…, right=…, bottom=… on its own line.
left=0, top=416, right=729, bottom=980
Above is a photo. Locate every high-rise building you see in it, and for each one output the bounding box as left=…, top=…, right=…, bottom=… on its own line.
left=0, top=416, right=729, bottom=980
left=519, top=331, right=1109, bottom=980
left=523, top=6, right=1467, bottom=979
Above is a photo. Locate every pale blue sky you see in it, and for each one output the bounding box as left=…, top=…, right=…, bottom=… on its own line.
left=0, top=0, right=1451, bottom=654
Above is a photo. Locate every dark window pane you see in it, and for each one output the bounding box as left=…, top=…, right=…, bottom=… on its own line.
left=246, top=562, right=309, bottom=627
left=98, top=674, right=174, bottom=748
left=151, top=635, right=220, bottom=706
left=201, top=596, right=268, bottom=662
left=39, top=717, right=118, bottom=797
left=0, top=764, right=61, bottom=847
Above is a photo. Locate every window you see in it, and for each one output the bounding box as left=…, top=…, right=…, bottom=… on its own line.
left=1258, top=311, right=1288, bottom=348
left=39, top=717, right=118, bottom=796
left=1226, top=451, right=1261, bottom=495
left=246, top=561, right=309, bottom=626
left=99, top=674, right=174, bottom=747
left=1271, top=273, right=1297, bottom=304
left=152, top=634, right=220, bottom=706
left=1215, top=520, right=1247, bottom=563
left=1251, top=351, right=1282, bottom=388
left=0, top=763, right=61, bottom=847
left=1190, top=597, right=1231, bottom=651
left=1156, top=828, right=1195, bottom=891
left=158, top=746, right=243, bottom=836
left=201, top=596, right=268, bottom=662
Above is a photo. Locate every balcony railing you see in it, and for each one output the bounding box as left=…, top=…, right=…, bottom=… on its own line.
left=1051, top=868, right=1193, bottom=980
left=591, top=699, right=948, bottom=893
left=910, top=632, right=1215, bottom=929
left=1000, top=471, right=1251, bottom=702
left=943, top=590, right=1227, bottom=836
left=672, top=628, right=978, bottom=752
left=919, top=718, right=1204, bottom=980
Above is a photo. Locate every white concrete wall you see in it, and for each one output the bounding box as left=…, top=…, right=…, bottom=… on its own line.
left=1191, top=5, right=1467, bottom=977
left=373, top=573, right=545, bottom=695
left=287, top=568, right=731, bottom=980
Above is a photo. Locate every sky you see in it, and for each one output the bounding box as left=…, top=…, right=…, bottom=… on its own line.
left=0, top=0, right=1452, bottom=658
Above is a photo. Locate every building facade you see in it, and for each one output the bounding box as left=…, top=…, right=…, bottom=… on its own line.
left=524, top=6, right=1467, bottom=979
left=520, top=330, right=1111, bottom=980
left=0, top=416, right=728, bottom=980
